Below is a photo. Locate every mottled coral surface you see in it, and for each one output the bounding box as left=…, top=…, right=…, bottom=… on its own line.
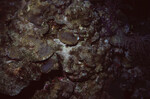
left=0, top=0, right=150, bottom=99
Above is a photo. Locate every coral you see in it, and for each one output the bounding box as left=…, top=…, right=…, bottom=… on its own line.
left=58, top=32, right=78, bottom=46
left=0, top=0, right=150, bottom=98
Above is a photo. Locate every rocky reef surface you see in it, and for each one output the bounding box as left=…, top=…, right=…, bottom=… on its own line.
left=0, top=0, right=150, bottom=99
